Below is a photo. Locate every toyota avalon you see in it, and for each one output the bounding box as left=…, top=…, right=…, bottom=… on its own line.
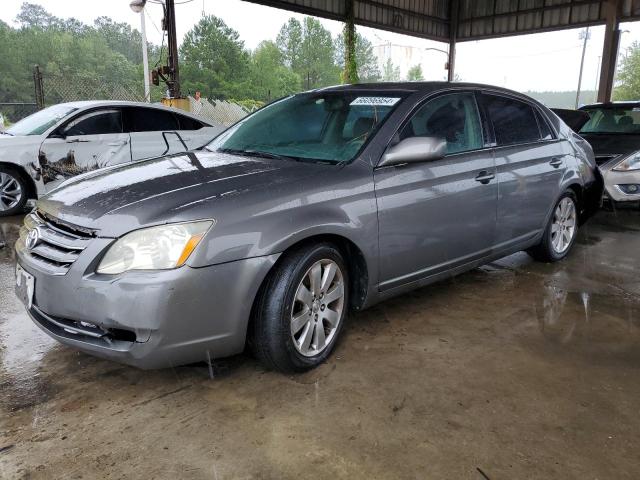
left=15, top=83, right=602, bottom=373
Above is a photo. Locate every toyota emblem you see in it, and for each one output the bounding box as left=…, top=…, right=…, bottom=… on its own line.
left=26, top=228, right=41, bottom=250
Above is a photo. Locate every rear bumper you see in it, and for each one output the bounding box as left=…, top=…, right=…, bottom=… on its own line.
left=16, top=250, right=279, bottom=369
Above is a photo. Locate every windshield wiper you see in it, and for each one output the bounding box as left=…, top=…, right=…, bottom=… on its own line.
left=219, top=148, right=301, bottom=162
left=0, top=131, right=14, bottom=136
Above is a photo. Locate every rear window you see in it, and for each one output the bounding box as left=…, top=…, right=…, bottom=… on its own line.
left=482, top=95, right=542, bottom=146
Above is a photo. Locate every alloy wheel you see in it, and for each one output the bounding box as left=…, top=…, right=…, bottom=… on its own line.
left=290, top=259, right=345, bottom=357
left=0, top=172, right=23, bottom=212
left=551, top=197, right=577, bottom=254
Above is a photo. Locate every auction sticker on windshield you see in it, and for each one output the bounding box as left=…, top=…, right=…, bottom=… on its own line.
left=350, top=97, right=401, bottom=107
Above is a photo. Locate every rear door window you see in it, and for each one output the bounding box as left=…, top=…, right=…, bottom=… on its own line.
left=482, top=95, right=542, bottom=146
left=124, top=107, right=179, bottom=132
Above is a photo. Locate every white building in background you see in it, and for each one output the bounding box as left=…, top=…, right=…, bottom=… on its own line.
left=371, top=37, right=450, bottom=81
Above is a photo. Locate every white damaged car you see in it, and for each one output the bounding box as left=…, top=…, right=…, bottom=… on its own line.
left=0, top=101, right=223, bottom=216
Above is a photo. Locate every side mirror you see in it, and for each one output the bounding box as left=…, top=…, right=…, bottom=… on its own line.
left=378, top=136, right=447, bottom=168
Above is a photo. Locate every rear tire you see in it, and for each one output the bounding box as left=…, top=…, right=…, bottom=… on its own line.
left=249, top=243, right=349, bottom=373
left=528, top=191, right=579, bottom=262
left=0, top=166, right=28, bottom=217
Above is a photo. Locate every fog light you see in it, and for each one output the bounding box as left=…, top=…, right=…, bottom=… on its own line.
left=618, top=184, right=640, bottom=195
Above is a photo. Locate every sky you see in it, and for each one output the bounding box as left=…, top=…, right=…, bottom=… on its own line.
left=1, top=0, right=639, bottom=93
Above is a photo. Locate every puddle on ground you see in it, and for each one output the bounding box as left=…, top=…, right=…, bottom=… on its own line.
left=0, top=216, right=58, bottom=412
left=519, top=281, right=640, bottom=364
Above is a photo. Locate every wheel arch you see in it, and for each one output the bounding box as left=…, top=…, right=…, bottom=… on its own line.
left=565, top=182, right=591, bottom=224
left=267, top=233, right=370, bottom=312
left=0, top=162, right=37, bottom=200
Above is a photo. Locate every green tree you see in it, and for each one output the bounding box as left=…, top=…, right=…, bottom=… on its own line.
left=94, top=17, right=145, bottom=64
left=335, top=32, right=381, bottom=83
left=180, top=15, right=251, bottom=99
left=614, top=42, right=640, bottom=101
left=382, top=58, right=401, bottom=82
left=407, top=64, right=424, bottom=81
left=277, top=17, right=340, bottom=89
left=15, top=2, right=62, bottom=29
left=248, top=40, right=300, bottom=102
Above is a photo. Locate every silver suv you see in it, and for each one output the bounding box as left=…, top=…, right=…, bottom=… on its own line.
left=15, top=83, right=602, bottom=373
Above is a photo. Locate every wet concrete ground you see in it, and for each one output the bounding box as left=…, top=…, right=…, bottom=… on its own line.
left=1, top=209, right=640, bottom=479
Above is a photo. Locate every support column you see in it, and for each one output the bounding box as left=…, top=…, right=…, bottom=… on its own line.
left=448, top=0, right=459, bottom=82
left=597, top=0, right=621, bottom=103
left=342, top=0, right=358, bottom=84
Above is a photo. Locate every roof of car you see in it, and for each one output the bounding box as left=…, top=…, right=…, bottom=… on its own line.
left=580, top=101, right=640, bottom=109
left=55, top=100, right=214, bottom=125
left=320, top=81, right=527, bottom=95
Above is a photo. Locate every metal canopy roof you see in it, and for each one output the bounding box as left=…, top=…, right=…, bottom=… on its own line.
left=245, top=0, right=640, bottom=42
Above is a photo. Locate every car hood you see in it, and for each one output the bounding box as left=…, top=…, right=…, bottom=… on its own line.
left=0, top=134, right=39, bottom=149
left=38, top=150, right=329, bottom=236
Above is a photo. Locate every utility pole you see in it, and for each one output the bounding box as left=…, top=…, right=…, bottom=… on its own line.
left=164, top=0, right=181, bottom=98
left=575, top=27, right=591, bottom=109
left=140, top=11, right=150, bottom=102
left=130, top=0, right=181, bottom=100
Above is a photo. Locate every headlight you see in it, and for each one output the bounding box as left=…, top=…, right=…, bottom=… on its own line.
left=97, top=220, right=213, bottom=275
left=614, top=152, right=640, bottom=171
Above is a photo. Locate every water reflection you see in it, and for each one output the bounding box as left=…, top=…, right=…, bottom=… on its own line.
left=536, top=283, right=640, bottom=350
left=0, top=216, right=58, bottom=411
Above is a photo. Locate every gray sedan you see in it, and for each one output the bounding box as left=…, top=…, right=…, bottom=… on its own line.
left=14, top=83, right=602, bottom=373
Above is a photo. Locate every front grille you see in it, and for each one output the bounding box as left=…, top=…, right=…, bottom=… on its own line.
left=19, top=211, right=94, bottom=275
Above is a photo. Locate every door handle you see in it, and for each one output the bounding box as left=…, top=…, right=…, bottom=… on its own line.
left=66, top=139, right=89, bottom=144
left=475, top=171, right=495, bottom=184
left=108, top=141, right=129, bottom=147
left=549, top=157, right=564, bottom=168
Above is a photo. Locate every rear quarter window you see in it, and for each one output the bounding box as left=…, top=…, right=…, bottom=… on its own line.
left=177, top=114, right=204, bottom=130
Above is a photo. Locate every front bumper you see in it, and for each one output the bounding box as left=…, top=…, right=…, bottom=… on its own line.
left=600, top=165, right=640, bottom=203
left=16, top=237, right=279, bottom=369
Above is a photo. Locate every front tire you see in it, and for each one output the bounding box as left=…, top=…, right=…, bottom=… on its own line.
left=0, top=166, right=28, bottom=217
left=250, top=243, right=349, bottom=373
left=528, top=191, right=579, bottom=262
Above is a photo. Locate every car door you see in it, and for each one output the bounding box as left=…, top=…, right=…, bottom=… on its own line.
left=39, top=108, right=130, bottom=191
left=374, top=91, right=498, bottom=291
left=173, top=112, right=224, bottom=149
left=478, top=93, right=568, bottom=248
left=124, top=107, right=189, bottom=161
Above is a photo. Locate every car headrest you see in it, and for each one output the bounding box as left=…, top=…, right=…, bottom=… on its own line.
left=618, top=115, right=633, bottom=126
left=352, top=117, right=376, bottom=138
left=426, top=104, right=465, bottom=142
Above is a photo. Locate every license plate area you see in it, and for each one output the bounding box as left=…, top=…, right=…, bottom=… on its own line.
left=15, top=263, right=35, bottom=309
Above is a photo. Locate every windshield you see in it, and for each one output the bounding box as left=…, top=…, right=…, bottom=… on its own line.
left=6, top=104, right=77, bottom=136
left=579, top=106, right=640, bottom=134
left=207, top=92, right=405, bottom=163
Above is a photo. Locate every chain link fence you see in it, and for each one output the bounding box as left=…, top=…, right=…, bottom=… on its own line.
left=0, top=102, right=39, bottom=129
left=3, top=67, right=258, bottom=128
left=188, top=97, right=256, bottom=127
left=42, top=74, right=146, bottom=105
